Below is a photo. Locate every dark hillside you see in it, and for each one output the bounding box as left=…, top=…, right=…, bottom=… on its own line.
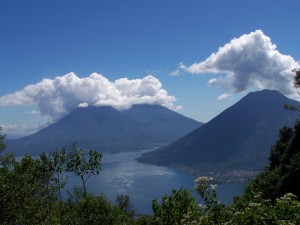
left=138, top=90, right=299, bottom=174
left=6, top=105, right=201, bottom=156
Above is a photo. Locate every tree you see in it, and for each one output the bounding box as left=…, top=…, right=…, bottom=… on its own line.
left=47, top=147, right=68, bottom=224
left=194, top=176, right=219, bottom=212
left=67, top=143, right=102, bottom=199
left=115, top=194, right=134, bottom=217
left=0, top=155, right=50, bottom=224
left=269, top=126, right=294, bottom=169
left=284, top=68, right=300, bottom=112
left=194, top=176, right=226, bottom=224
left=293, top=68, right=300, bottom=89
left=67, top=143, right=102, bottom=222
left=38, top=152, right=58, bottom=224
left=0, top=126, right=6, bottom=153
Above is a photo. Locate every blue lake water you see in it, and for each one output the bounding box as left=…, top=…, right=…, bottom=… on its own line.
left=65, top=150, right=245, bottom=215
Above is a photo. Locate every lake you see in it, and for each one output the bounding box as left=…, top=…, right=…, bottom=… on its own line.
left=65, top=150, right=245, bottom=215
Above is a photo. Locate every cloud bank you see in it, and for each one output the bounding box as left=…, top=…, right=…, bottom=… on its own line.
left=0, top=73, right=178, bottom=121
left=180, top=30, right=300, bottom=99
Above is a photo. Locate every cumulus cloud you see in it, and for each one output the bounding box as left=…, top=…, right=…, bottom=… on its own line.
left=180, top=30, right=300, bottom=99
left=0, top=73, right=179, bottom=122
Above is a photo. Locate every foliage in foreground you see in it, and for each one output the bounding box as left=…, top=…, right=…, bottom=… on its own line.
left=1, top=147, right=299, bottom=224
left=149, top=174, right=300, bottom=225
left=248, top=119, right=300, bottom=201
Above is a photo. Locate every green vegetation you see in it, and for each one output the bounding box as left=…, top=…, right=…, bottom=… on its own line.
left=152, top=189, right=201, bottom=224
left=247, top=120, right=300, bottom=201
left=0, top=137, right=135, bottom=225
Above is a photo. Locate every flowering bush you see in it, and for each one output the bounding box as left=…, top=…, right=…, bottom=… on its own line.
left=152, top=188, right=201, bottom=225
left=194, top=176, right=218, bottom=211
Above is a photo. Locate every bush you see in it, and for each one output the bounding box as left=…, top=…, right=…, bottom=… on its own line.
left=152, top=188, right=201, bottom=225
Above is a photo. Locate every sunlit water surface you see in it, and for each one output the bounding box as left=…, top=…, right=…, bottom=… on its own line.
left=65, top=150, right=245, bottom=215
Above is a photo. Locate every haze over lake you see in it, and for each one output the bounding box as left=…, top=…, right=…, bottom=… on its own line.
left=65, top=150, right=245, bottom=215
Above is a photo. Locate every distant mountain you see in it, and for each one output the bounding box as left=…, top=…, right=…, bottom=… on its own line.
left=6, top=104, right=201, bottom=156
left=138, top=90, right=300, bottom=178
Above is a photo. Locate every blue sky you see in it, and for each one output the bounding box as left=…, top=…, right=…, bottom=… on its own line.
left=1, top=0, right=300, bottom=137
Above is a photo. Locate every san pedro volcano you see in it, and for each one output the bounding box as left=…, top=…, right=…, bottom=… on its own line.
left=138, top=90, right=300, bottom=181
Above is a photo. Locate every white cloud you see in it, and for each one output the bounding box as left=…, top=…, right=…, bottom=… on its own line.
left=0, top=73, right=179, bottom=122
left=27, top=110, right=41, bottom=115
left=217, top=93, right=232, bottom=101
left=0, top=124, right=17, bottom=131
left=170, top=69, right=181, bottom=77
left=180, top=30, right=300, bottom=99
left=174, top=105, right=183, bottom=110
left=0, top=123, right=48, bottom=137
left=78, top=102, right=89, bottom=108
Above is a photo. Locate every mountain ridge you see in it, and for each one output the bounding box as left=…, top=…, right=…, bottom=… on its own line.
left=6, top=104, right=202, bottom=156
left=138, top=90, right=300, bottom=180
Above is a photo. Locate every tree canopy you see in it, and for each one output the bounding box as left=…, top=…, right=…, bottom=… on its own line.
left=0, top=126, right=6, bottom=152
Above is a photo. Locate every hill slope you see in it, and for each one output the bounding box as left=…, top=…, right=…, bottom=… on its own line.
left=138, top=90, right=300, bottom=178
left=6, top=104, right=201, bottom=156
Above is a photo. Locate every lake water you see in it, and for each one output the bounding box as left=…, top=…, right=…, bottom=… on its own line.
left=65, top=150, right=245, bottom=215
